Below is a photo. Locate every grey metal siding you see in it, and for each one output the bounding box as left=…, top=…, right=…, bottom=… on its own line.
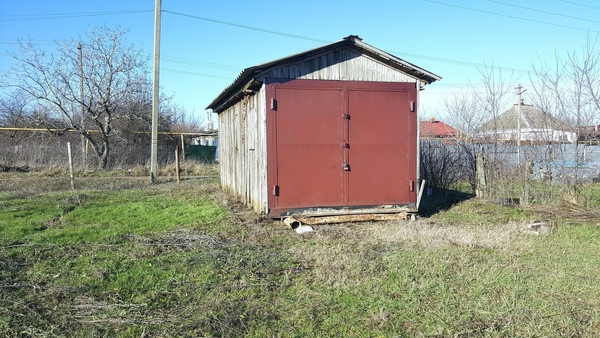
left=218, top=87, right=268, bottom=214
left=260, top=52, right=417, bottom=83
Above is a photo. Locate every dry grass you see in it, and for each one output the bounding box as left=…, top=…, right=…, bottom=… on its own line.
left=289, top=217, right=539, bottom=292
left=320, top=219, right=530, bottom=249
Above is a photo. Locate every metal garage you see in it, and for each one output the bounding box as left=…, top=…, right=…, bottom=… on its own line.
left=207, top=35, right=441, bottom=218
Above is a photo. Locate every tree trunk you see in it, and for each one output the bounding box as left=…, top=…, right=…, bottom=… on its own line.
left=98, top=139, right=110, bottom=170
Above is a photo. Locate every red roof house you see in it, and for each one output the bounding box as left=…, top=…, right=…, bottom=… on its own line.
left=420, top=118, right=458, bottom=139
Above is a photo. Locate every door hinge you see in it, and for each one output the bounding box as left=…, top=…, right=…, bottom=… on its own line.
left=272, top=184, right=279, bottom=196
left=410, top=101, right=415, bottom=112
left=409, top=180, right=415, bottom=192
left=343, top=162, right=351, bottom=171
left=270, top=98, right=277, bottom=111
left=343, top=114, right=351, bottom=120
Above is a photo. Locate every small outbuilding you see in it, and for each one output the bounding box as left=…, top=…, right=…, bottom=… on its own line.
left=207, top=35, right=441, bottom=218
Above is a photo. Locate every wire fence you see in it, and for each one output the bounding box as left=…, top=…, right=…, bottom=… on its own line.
left=0, top=129, right=216, bottom=171
left=420, top=139, right=600, bottom=205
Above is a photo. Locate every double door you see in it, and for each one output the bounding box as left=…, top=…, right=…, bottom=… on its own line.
left=266, top=79, right=417, bottom=216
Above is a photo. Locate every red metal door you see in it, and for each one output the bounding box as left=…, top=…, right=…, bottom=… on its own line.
left=267, top=84, right=345, bottom=213
left=347, top=87, right=415, bottom=205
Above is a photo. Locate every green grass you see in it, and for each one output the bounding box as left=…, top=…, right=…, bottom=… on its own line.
left=1, top=174, right=600, bottom=337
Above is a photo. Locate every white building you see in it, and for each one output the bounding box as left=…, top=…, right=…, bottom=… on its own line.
left=475, top=104, right=576, bottom=144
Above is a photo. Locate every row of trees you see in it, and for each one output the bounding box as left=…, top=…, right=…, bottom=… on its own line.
left=422, top=36, right=600, bottom=205
left=0, top=26, right=206, bottom=170
left=442, top=40, right=599, bottom=143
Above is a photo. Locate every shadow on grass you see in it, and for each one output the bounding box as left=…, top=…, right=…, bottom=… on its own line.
left=418, top=187, right=475, bottom=217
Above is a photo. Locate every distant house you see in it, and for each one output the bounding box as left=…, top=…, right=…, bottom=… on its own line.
left=191, top=132, right=218, bottom=147
left=189, top=131, right=219, bottom=162
left=578, top=125, right=600, bottom=144
left=475, top=103, right=576, bottom=144
left=420, top=118, right=459, bottom=139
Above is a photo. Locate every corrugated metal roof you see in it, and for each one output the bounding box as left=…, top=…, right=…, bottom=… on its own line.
left=420, top=120, right=458, bottom=138
left=478, top=104, right=573, bottom=132
left=207, top=35, right=441, bottom=112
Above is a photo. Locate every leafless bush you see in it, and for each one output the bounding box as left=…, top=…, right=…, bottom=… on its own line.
left=419, top=139, right=476, bottom=190
left=0, top=129, right=206, bottom=171
left=434, top=38, right=600, bottom=205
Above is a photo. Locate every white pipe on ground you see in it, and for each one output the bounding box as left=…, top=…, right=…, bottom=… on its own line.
left=283, top=217, right=301, bottom=229
left=416, top=179, right=426, bottom=210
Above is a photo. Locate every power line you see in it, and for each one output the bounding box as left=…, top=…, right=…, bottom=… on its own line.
left=1, top=6, right=592, bottom=78
left=386, top=50, right=531, bottom=74
left=0, top=39, right=55, bottom=46
left=557, top=0, right=600, bottom=11
left=161, top=10, right=331, bottom=44
left=161, top=10, right=531, bottom=76
left=0, top=6, right=582, bottom=88
left=161, top=56, right=242, bottom=72
left=484, top=0, right=600, bottom=24
left=0, top=127, right=211, bottom=136
left=420, top=0, right=599, bottom=34
left=0, top=10, right=153, bottom=22
left=162, top=68, right=234, bottom=80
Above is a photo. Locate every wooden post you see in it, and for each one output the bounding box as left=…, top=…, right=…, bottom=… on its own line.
left=67, top=142, right=75, bottom=190
left=476, top=153, right=486, bottom=198
left=522, top=159, right=533, bottom=205
left=175, top=146, right=181, bottom=184
left=180, top=134, right=185, bottom=161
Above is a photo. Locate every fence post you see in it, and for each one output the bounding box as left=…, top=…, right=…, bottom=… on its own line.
left=175, top=145, right=181, bottom=184
left=180, top=134, right=185, bottom=161
left=522, top=159, right=533, bottom=205
left=476, top=153, right=486, bottom=198
left=67, top=142, right=75, bottom=190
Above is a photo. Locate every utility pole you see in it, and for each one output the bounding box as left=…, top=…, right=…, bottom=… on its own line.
left=78, top=43, right=86, bottom=169
left=515, top=84, right=523, bottom=164
left=206, top=111, right=213, bottom=131
left=150, top=0, right=161, bottom=182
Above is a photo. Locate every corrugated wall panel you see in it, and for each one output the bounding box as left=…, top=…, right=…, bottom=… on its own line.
left=256, top=88, right=268, bottom=214
left=218, top=87, right=268, bottom=214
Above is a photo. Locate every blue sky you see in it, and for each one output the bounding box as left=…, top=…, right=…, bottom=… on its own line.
left=1, top=0, right=599, bottom=126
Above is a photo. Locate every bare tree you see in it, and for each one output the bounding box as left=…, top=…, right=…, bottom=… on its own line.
left=1, top=26, right=151, bottom=169
left=169, top=108, right=207, bottom=133
left=472, top=64, right=517, bottom=150
left=429, top=65, right=516, bottom=194
left=442, top=90, right=482, bottom=139
left=579, top=36, right=600, bottom=112
left=0, top=91, right=31, bottom=127
left=531, top=36, right=600, bottom=191
left=435, top=91, right=484, bottom=191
